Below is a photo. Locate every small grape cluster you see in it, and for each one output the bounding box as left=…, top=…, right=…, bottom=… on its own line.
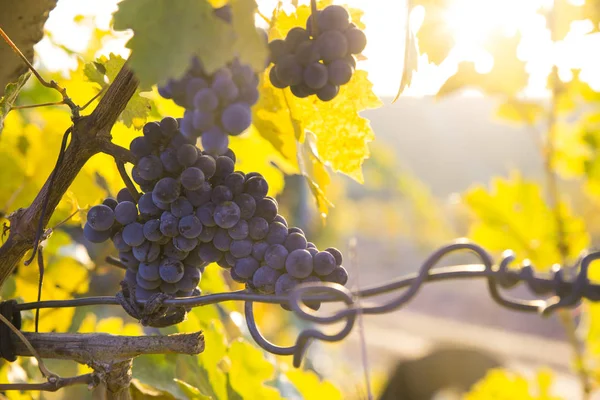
left=157, top=6, right=265, bottom=156
left=268, top=5, right=367, bottom=101
left=83, top=117, right=347, bottom=306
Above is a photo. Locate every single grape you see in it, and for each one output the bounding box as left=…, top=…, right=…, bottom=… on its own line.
left=290, top=82, right=314, bottom=98
left=131, top=166, right=152, bottom=187
left=201, top=126, right=229, bottom=156
left=269, top=39, right=287, bottom=64
left=325, top=247, right=343, bottom=265
left=232, top=63, right=255, bottom=87
left=212, top=75, right=239, bottom=103
left=255, top=197, right=278, bottom=222
left=285, top=249, right=313, bottom=279
left=228, top=220, right=249, bottom=240
left=125, top=268, right=137, bottom=285
left=122, top=222, right=145, bottom=247
left=180, top=167, right=206, bottom=192
left=316, top=83, right=339, bottom=101
left=119, top=251, right=139, bottom=269
left=114, top=201, right=138, bottom=225
left=135, top=286, right=159, bottom=300
left=303, top=62, right=328, bottom=89
left=285, top=27, right=310, bottom=52
left=252, top=241, right=270, bottom=261
left=117, top=188, right=136, bottom=204
left=221, top=102, right=252, bottom=135
left=248, top=217, right=269, bottom=240
left=288, top=227, right=304, bottom=235
left=177, top=144, right=199, bottom=167
left=234, top=193, right=256, bottom=219
left=160, top=211, right=180, bottom=237
left=194, top=154, right=217, bottom=179
left=192, top=109, right=215, bottom=131
left=176, top=266, right=201, bottom=292
left=83, top=223, right=111, bottom=243
left=224, top=172, right=245, bottom=195
left=160, top=148, right=182, bottom=174
left=197, top=243, right=223, bottom=263
left=87, top=204, right=115, bottom=231
left=214, top=156, right=235, bottom=178
left=316, top=30, right=348, bottom=62
left=284, top=232, right=308, bottom=252
left=195, top=203, right=216, bottom=227
left=275, top=273, right=299, bottom=295
left=230, top=239, right=253, bottom=258
left=102, top=197, right=118, bottom=210
left=159, top=258, right=185, bottom=283
left=345, top=27, right=367, bottom=54
left=138, top=260, right=160, bottom=281
left=295, top=40, right=321, bottom=66
left=244, top=176, right=269, bottom=199
left=265, top=244, right=288, bottom=270
left=323, top=265, right=348, bottom=285
left=185, top=77, right=209, bottom=107
left=186, top=182, right=212, bottom=207
left=234, top=257, right=260, bottom=279
left=138, top=193, right=161, bottom=218
left=136, top=273, right=162, bottom=290
left=112, top=231, right=131, bottom=252
left=327, top=59, right=353, bottom=85
left=179, top=214, right=203, bottom=239
left=239, top=84, right=259, bottom=105
left=173, top=235, right=198, bottom=252
left=160, top=281, right=179, bottom=294
left=269, top=66, right=287, bottom=89
left=230, top=267, right=247, bottom=283
left=306, top=242, right=316, bottom=248
left=133, top=241, right=161, bottom=262
left=211, top=185, right=233, bottom=204
left=197, top=225, right=216, bottom=243
left=253, top=266, right=282, bottom=294
left=152, top=193, right=171, bottom=211
left=307, top=247, right=318, bottom=256
left=154, top=177, right=181, bottom=204
left=274, top=214, right=288, bottom=226
left=143, top=121, right=163, bottom=145
left=317, top=5, right=351, bottom=31
left=214, top=201, right=241, bottom=229
left=160, top=117, right=179, bottom=137
left=213, top=228, right=232, bottom=251
left=170, top=197, right=194, bottom=218
left=275, top=54, right=303, bottom=86
left=130, top=136, right=153, bottom=158
left=193, top=88, right=219, bottom=112
left=184, top=250, right=205, bottom=267
left=137, top=155, right=163, bottom=181
left=313, top=251, right=336, bottom=276
left=266, top=221, right=288, bottom=245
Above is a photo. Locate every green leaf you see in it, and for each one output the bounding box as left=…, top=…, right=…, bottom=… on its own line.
left=0, top=71, right=31, bottom=133
left=439, top=31, right=527, bottom=98
left=463, top=173, right=589, bottom=270
left=133, top=354, right=187, bottom=399
left=174, top=379, right=212, bottom=400
left=113, top=0, right=267, bottom=89
left=84, top=53, right=152, bottom=129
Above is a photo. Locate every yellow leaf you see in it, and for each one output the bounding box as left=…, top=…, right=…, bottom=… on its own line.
left=463, top=173, right=589, bottom=270
left=539, top=0, right=600, bottom=41
left=414, top=0, right=455, bottom=65
left=466, top=368, right=563, bottom=400
left=496, top=99, right=545, bottom=125
left=286, top=369, right=342, bottom=400
left=228, top=339, right=282, bottom=400
left=439, top=31, right=527, bottom=97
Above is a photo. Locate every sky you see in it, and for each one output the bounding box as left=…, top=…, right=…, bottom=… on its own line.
left=34, top=0, right=600, bottom=98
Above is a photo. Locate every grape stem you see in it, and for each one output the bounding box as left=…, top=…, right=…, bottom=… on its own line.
left=310, top=0, right=319, bottom=37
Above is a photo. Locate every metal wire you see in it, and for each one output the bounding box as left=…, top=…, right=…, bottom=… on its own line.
left=8, top=240, right=600, bottom=366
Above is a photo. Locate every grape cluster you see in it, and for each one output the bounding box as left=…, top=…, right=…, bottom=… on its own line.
left=83, top=117, right=348, bottom=307
left=268, top=5, right=367, bottom=101
left=157, top=6, right=265, bottom=156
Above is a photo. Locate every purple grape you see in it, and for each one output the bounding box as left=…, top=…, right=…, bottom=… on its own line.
left=230, top=239, right=253, bottom=258
left=138, top=193, right=160, bottom=218
left=159, top=258, right=185, bottom=283
left=160, top=148, right=182, bottom=173
left=122, top=222, right=145, bottom=247
left=274, top=214, right=288, bottom=226
left=198, top=243, right=222, bottom=263
left=252, top=241, right=270, bottom=261
left=214, top=156, right=235, bottom=177
left=130, top=136, right=153, bottom=158
left=177, top=144, right=199, bottom=167
left=197, top=225, right=216, bottom=243
left=325, top=247, right=343, bottom=265
left=201, top=126, right=229, bottom=156
left=196, top=203, right=216, bottom=227
left=269, top=66, right=287, bottom=89
left=248, top=217, right=269, bottom=240
left=221, top=103, right=252, bottom=135
left=133, top=241, right=160, bottom=262
left=84, top=223, right=111, bottom=243
left=275, top=54, right=303, bottom=86
left=345, top=27, right=367, bottom=54
left=214, top=201, right=241, bottom=229
left=137, top=273, right=161, bottom=290
left=194, top=155, right=216, bottom=179
left=173, top=235, right=198, bottom=252
left=193, top=88, right=219, bottom=112
left=285, top=27, right=310, bottom=52
left=159, top=117, right=179, bottom=137
left=179, top=214, right=203, bottom=239
left=285, top=249, right=313, bottom=279
left=171, top=197, right=194, bottom=218
left=186, top=182, right=212, bottom=207
left=224, top=172, right=245, bottom=195
left=143, top=121, right=162, bottom=144
left=87, top=204, right=115, bottom=231
left=317, top=5, right=351, bottom=32
left=323, top=265, right=348, bottom=285
left=275, top=273, right=299, bottom=295
left=303, top=62, right=328, bottom=89
left=137, top=155, right=163, bottom=181
left=234, top=193, right=256, bottom=219
left=284, top=232, right=308, bottom=252
left=234, top=257, right=260, bottom=279
left=119, top=251, right=139, bottom=269
left=176, top=266, right=201, bottom=291
left=228, top=219, right=249, bottom=240
left=138, top=260, right=160, bottom=281
left=112, top=231, right=131, bottom=252
left=253, top=266, right=282, bottom=294
left=160, top=211, right=180, bottom=237
left=316, top=30, right=348, bottom=62
left=266, top=221, right=288, bottom=245
left=114, top=201, right=138, bottom=225
left=269, top=39, right=287, bottom=64
left=327, top=59, right=353, bottom=85
left=265, top=244, right=288, bottom=270
left=192, top=109, right=215, bottom=131
left=117, top=188, right=136, bottom=204
left=154, top=177, right=181, bottom=204
left=255, top=198, right=278, bottom=222
left=102, top=197, right=118, bottom=210
left=180, top=167, right=205, bottom=191
left=213, top=228, right=232, bottom=252
left=316, top=83, right=339, bottom=101
left=313, top=251, right=336, bottom=276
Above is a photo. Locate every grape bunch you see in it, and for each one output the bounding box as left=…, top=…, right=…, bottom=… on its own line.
left=83, top=116, right=348, bottom=308
left=157, top=6, right=265, bottom=155
left=268, top=5, right=367, bottom=101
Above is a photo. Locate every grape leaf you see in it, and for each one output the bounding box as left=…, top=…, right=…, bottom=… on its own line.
left=439, top=31, right=527, bottom=97
left=84, top=54, right=152, bottom=129
left=540, top=0, right=600, bottom=41
left=496, top=99, right=545, bottom=125
left=286, top=369, right=342, bottom=400
left=394, top=22, right=419, bottom=101
left=465, top=368, right=562, bottom=399
left=463, top=173, right=589, bottom=270
left=414, top=0, right=455, bottom=65
left=113, top=0, right=267, bottom=88
left=130, top=379, right=179, bottom=399
left=174, top=379, right=212, bottom=400
left=0, top=71, right=30, bottom=134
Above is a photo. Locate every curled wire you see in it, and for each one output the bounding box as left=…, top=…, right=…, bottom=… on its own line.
left=8, top=240, right=600, bottom=366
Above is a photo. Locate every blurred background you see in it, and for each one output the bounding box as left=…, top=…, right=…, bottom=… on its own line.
left=3, top=0, right=600, bottom=398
